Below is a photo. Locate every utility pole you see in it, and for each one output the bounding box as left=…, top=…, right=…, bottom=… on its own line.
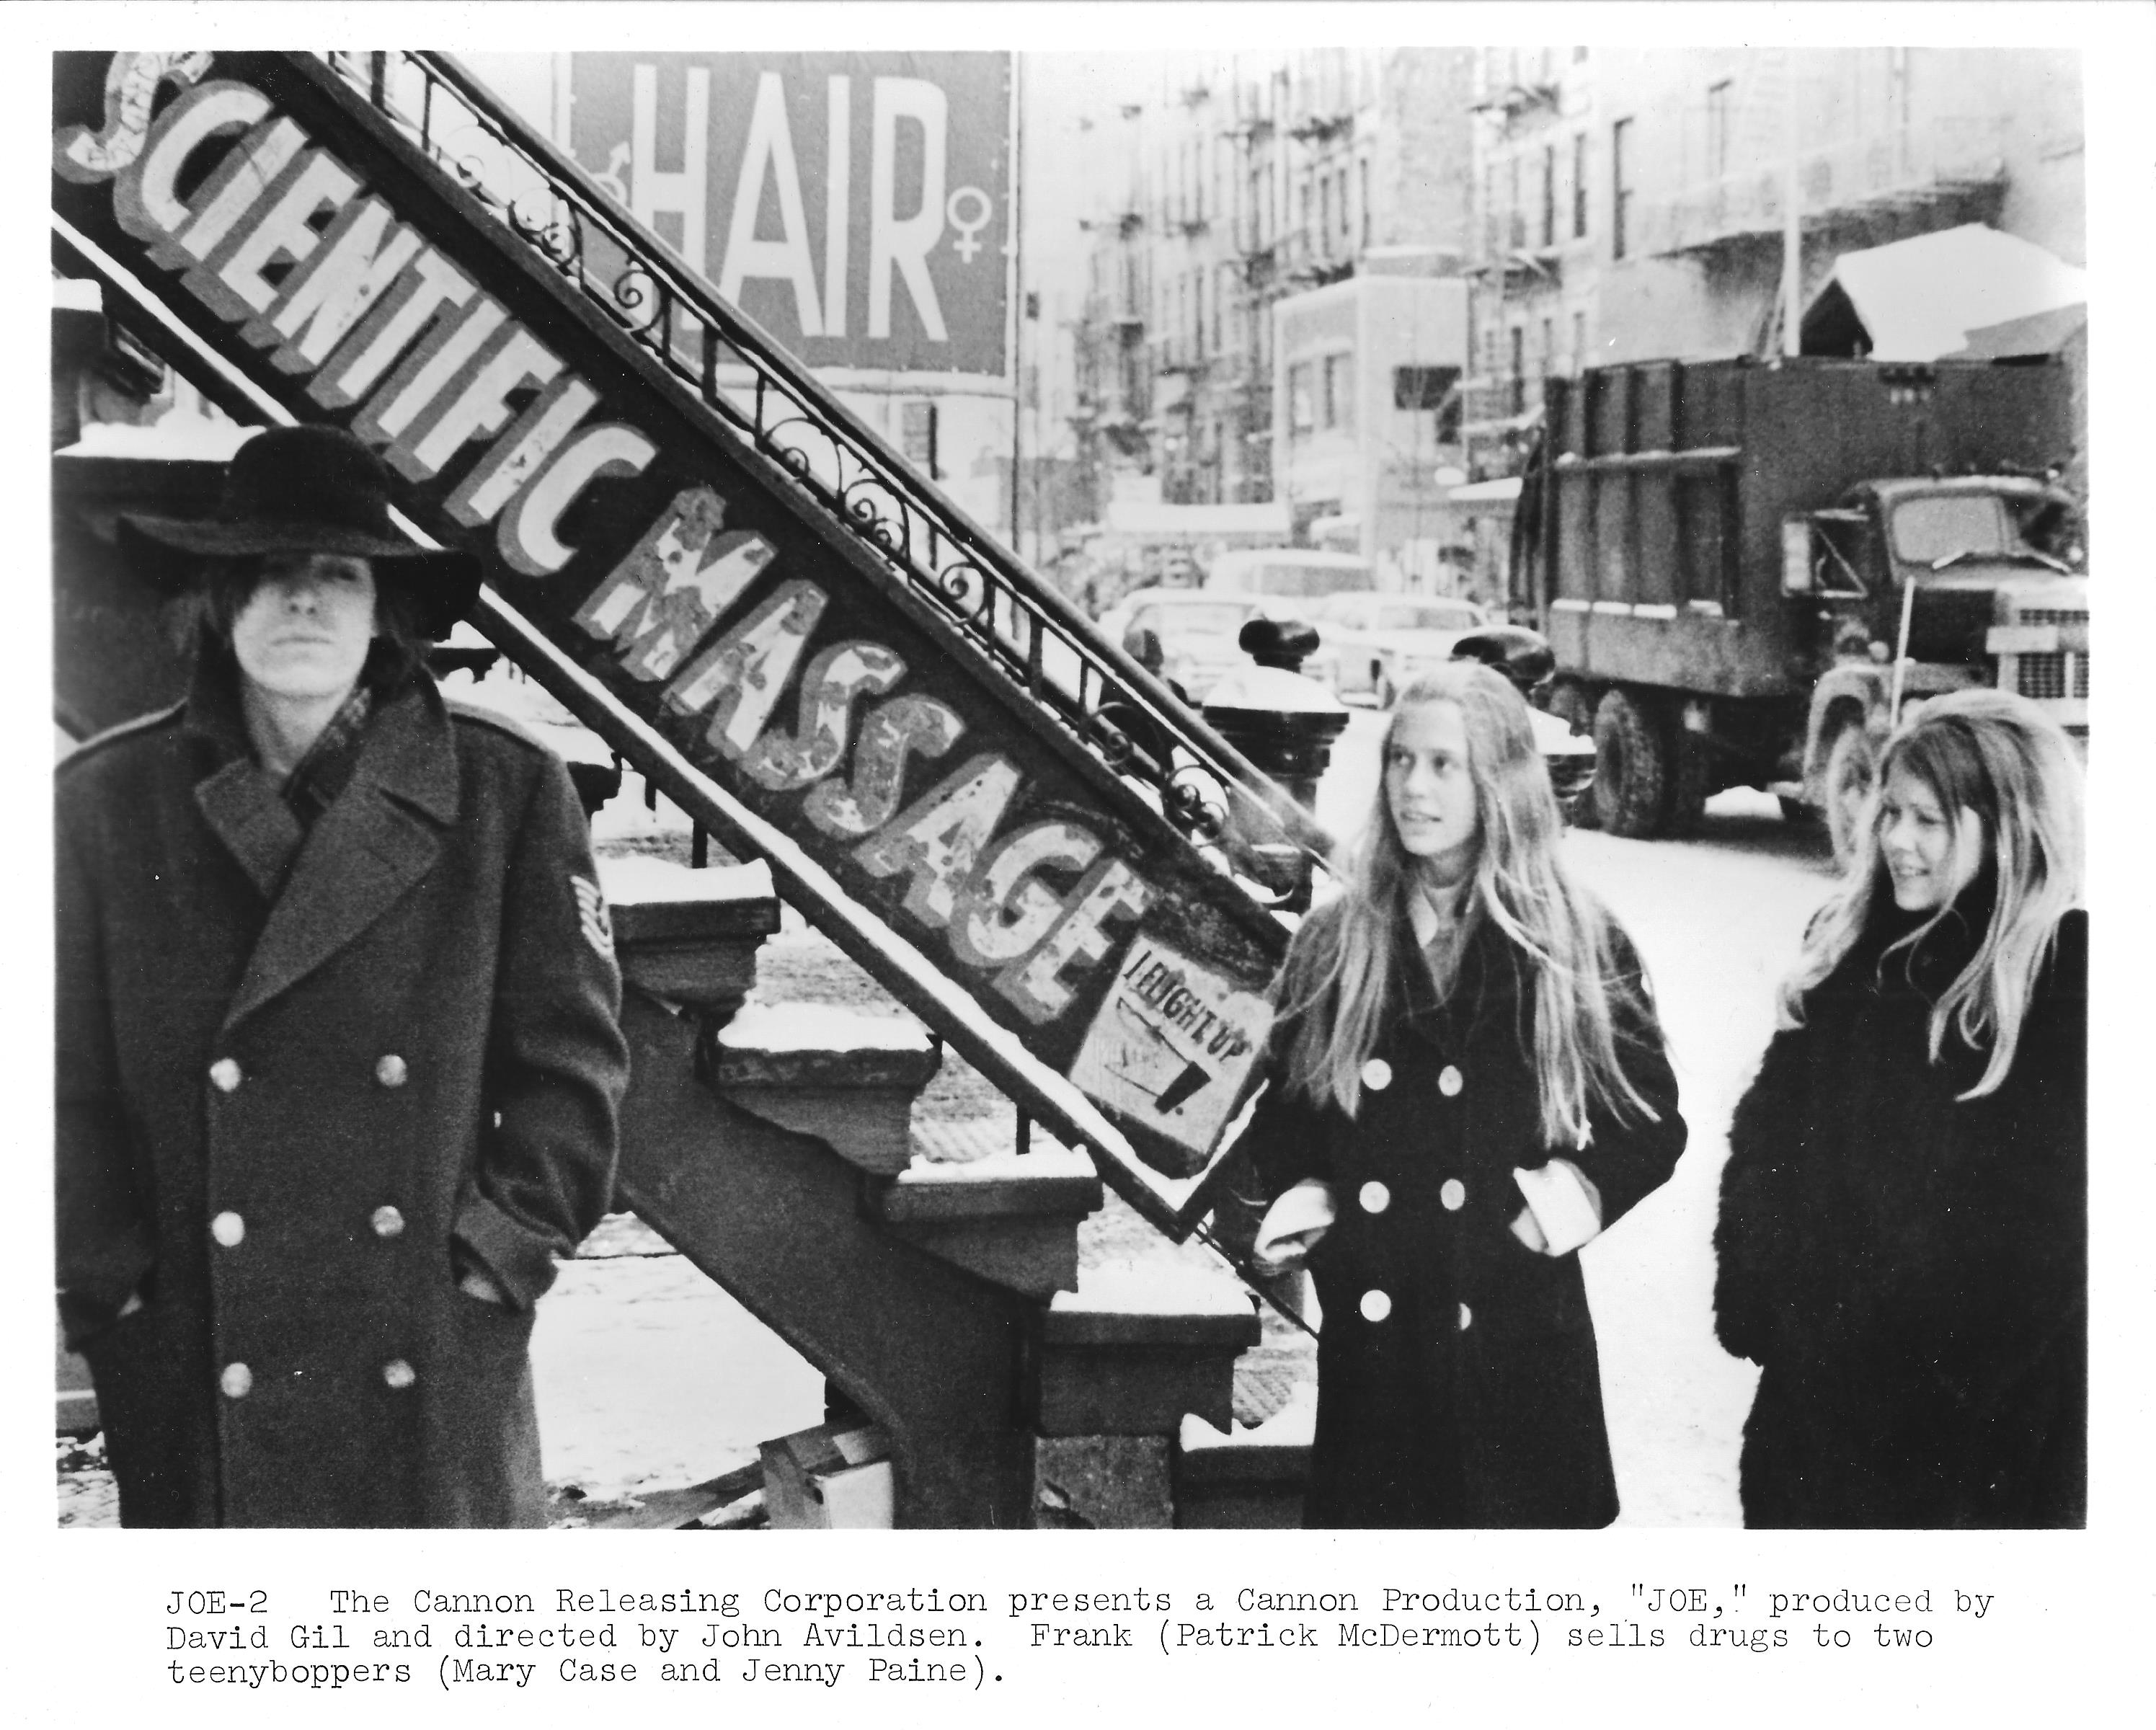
left=1780, top=50, right=1803, bottom=356
left=1010, top=56, right=1026, bottom=556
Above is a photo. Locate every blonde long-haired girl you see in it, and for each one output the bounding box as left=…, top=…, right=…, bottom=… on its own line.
left=1238, top=662, right=1686, bottom=1528
left=1715, top=688, right=2088, bottom=1526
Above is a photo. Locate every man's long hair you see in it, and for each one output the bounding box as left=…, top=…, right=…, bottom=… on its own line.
left=1781, top=688, right=2085, bottom=1099
left=1275, top=662, right=1657, bottom=1145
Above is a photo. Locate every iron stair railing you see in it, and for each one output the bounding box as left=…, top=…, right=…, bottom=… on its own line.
left=319, top=50, right=1330, bottom=890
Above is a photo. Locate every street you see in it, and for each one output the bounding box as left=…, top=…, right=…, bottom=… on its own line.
left=529, top=709, right=1840, bottom=1526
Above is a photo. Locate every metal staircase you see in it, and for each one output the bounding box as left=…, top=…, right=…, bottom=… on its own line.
left=52, top=49, right=1317, bottom=1228
left=52, top=50, right=1319, bottom=1525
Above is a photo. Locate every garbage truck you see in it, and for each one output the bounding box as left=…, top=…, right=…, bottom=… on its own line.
left=1508, top=355, right=2086, bottom=848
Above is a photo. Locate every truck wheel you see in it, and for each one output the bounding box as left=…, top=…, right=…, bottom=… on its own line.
left=1548, top=682, right=1601, bottom=828
left=1824, top=725, right=1877, bottom=869
left=1591, top=688, right=1671, bottom=838
left=1667, top=732, right=1713, bottom=835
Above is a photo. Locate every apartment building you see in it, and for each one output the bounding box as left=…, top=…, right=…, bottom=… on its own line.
left=1465, top=45, right=2085, bottom=479
left=1068, top=49, right=1478, bottom=588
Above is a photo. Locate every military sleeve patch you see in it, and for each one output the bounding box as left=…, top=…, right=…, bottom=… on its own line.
left=570, top=874, right=615, bottom=959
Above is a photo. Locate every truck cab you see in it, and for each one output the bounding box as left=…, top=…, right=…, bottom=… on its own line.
left=1788, top=474, right=2087, bottom=855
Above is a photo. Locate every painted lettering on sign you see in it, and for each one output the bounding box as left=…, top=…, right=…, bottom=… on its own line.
left=570, top=53, right=1012, bottom=376
left=55, top=53, right=1267, bottom=1161
left=1068, top=939, right=1269, bottom=1155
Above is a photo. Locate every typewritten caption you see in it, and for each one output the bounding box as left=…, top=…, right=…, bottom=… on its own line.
left=151, top=1578, right=2000, bottom=1692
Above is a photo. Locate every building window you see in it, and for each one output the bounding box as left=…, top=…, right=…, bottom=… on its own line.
left=1395, top=365, right=1463, bottom=440
left=1359, top=156, right=1372, bottom=247
left=1322, top=352, right=1355, bottom=431
left=1610, top=117, right=1633, bottom=260
left=1319, top=174, right=1334, bottom=251
left=1573, top=309, right=1588, bottom=373
left=1572, top=132, right=1589, bottom=239
left=1541, top=144, right=1557, bottom=247
left=1290, top=361, right=1316, bottom=437
left=1706, top=80, right=1734, bottom=179
left=1508, top=327, right=1525, bottom=414
left=1507, top=156, right=1524, bottom=249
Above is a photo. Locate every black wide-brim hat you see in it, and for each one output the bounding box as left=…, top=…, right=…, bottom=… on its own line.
left=115, top=425, right=482, bottom=639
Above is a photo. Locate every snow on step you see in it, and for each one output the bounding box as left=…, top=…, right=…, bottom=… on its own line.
left=1179, top=1381, right=1316, bottom=1452
left=897, top=1145, right=1097, bottom=1184
left=719, top=1001, right=931, bottom=1055
left=598, top=853, right=775, bottom=908
left=1051, top=1259, right=1254, bottom=1318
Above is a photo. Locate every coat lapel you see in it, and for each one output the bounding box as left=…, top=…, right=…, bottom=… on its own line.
left=194, top=757, right=307, bottom=900
left=221, top=683, right=461, bottom=1033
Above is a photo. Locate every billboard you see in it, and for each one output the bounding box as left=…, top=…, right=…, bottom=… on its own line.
left=569, top=53, right=1014, bottom=379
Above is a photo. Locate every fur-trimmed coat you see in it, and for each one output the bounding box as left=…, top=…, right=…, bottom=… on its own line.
left=1714, top=898, right=2087, bottom=1528
left=1238, top=908, right=1685, bottom=1527
left=56, top=670, right=628, bottom=1527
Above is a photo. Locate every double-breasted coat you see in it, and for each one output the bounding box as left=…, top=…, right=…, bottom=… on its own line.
left=1239, top=909, right=1686, bottom=1527
left=1714, top=897, right=2087, bottom=1527
left=56, top=668, right=629, bottom=1527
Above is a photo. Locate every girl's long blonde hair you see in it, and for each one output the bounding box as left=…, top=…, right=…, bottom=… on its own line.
left=1780, top=688, right=2085, bottom=1099
left=1276, top=662, right=1657, bottom=1145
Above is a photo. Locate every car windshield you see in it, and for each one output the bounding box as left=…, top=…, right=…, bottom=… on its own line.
left=1138, top=603, right=1251, bottom=635
left=1375, top=603, right=1478, bottom=631
left=1890, top=494, right=2015, bottom=564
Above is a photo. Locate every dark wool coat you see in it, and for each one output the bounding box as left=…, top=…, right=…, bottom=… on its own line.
left=1239, top=910, right=1686, bottom=1527
left=1713, top=898, right=2087, bottom=1528
left=56, top=670, right=629, bottom=1528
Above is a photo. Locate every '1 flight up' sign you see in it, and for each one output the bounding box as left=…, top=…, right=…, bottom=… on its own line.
left=569, top=53, right=1014, bottom=379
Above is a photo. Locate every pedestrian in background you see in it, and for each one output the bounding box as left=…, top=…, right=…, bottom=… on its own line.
left=1241, top=662, right=1686, bottom=1527
left=56, top=425, right=629, bottom=1527
left=1715, top=689, right=2086, bottom=1527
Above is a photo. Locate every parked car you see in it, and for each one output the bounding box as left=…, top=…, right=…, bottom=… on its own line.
left=1205, top=547, right=1375, bottom=604
left=1095, top=587, right=1269, bottom=704
left=1307, top=591, right=1490, bottom=704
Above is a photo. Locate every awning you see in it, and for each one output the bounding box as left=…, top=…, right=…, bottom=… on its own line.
left=1801, top=223, right=2087, bottom=362
left=1447, top=476, right=1522, bottom=510
left=1950, top=302, right=2088, bottom=360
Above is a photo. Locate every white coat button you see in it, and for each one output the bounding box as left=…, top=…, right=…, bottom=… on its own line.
left=219, top=1362, right=253, bottom=1399
left=1360, top=1057, right=1392, bottom=1091
left=1439, top=1065, right=1464, bottom=1097
left=1440, top=1179, right=1467, bottom=1212
left=371, top=1205, right=405, bottom=1240
left=1359, top=1289, right=1392, bottom=1323
left=1458, top=1303, right=1473, bottom=1331
left=208, top=1058, right=241, bottom=1093
left=1359, top=1181, right=1391, bottom=1215
left=382, top=1359, right=417, bottom=1391
left=375, top=1054, right=409, bottom=1088
left=210, top=1211, right=245, bottom=1248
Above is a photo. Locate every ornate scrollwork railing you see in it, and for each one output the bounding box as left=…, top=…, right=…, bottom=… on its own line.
left=317, top=50, right=1328, bottom=906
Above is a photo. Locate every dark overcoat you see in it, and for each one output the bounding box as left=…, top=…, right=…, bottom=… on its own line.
left=1239, top=909, right=1686, bottom=1527
left=1714, top=897, right=2087, bottom=1528
left=56, top=670, right=629, bottom=1527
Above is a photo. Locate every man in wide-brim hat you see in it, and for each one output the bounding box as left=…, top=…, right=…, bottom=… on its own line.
left=58, top=423, right=629, bottom=1527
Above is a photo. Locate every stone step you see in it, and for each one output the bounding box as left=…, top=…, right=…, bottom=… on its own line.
left=713, top=1003, right=942, bottom=1176
left=877, top=1145, right=1104, bottom=1300
left=1037, top=1264, right=1260, bottom=1438
left=598, top=853, right=780, bottom=1024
